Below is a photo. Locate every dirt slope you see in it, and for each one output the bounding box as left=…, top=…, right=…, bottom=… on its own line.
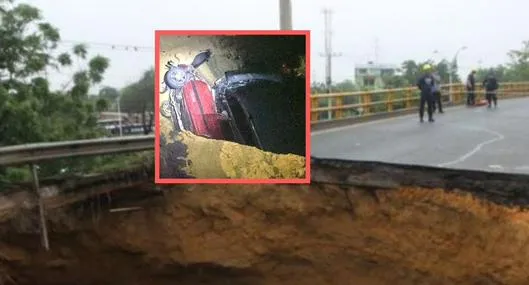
left=1, top=182, right=529, bottom=285
left=160, top=130, right=306, bottom=179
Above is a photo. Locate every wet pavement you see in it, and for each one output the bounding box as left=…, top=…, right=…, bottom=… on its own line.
left=312, top=97, right=529, bottom=174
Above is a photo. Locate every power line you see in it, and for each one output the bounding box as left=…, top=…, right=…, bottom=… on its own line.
left=58, top=40, right=154, bottom=52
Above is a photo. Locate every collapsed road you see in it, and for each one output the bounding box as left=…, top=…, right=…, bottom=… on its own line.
left=1, top=154, right=529, bottom=284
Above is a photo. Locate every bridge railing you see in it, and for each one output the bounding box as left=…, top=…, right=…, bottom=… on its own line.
left=310, top=81, right=529, bottom=124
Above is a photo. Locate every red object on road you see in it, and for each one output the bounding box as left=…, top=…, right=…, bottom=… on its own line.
left=181, top=79, right=224, bottom=139
left=474, top=99, right=488, bottom=107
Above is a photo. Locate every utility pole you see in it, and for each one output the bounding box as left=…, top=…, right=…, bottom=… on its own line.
left=374, top=37, right=379, bottom=64
left=320, top=8, right=342, bottom=93
left=279, top=0, right=292, bottom=30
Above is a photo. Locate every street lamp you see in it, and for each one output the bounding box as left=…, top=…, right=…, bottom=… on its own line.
left=431, top=50, right=439, bottom=62
left=448, top=46, right=467, bottom=103
left=279, top=0, right=292, bottom=30
left=116, top=94, right=123, bottom=137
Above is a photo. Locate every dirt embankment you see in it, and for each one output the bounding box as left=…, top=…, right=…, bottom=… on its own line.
left=160, top=130, right=306, bottom=179
left=1, top=182, right=529, bottom=285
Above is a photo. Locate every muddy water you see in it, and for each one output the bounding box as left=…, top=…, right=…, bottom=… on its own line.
left=1, top=184, right=529, bottom=285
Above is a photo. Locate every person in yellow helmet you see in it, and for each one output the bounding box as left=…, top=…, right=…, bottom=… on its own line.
left=416, top=64, right=436, bottom=123
left=466, top=69, right=477, bottom=105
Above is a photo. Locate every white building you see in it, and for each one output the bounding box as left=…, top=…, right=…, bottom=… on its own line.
left=354, top=62, right=400, bottom=89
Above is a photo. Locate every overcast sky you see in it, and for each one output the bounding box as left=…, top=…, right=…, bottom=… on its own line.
left=23, top=0, right=529, bottom=91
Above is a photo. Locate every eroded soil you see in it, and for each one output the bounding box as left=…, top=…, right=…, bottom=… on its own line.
left=1, top=183, right=529, bottom=285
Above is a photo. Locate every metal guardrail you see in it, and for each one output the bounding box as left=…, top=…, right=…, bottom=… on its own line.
left=0, top=135, right=154, bottom=166
left=310, top=81, right=529, bottom=123
left=0, top=135, right=155, bottom=252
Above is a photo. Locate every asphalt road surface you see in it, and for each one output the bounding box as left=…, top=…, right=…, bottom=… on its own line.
left=312, top=97, right=529, bottom=174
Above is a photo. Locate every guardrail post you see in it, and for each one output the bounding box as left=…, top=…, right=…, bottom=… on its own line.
left=387, top=91, right=393, bottom=112
left=311, top=97, right=319, bottom=122
left=455, top=85, right=462, bottom=104
left=326, top=98, right=332, bottom=120
left=30, top=164, right=50, bottom=251
left=362, top=93, right=371, bottom=115
left=405, top=89, right=412, bottom=109
left=335, top=96, right=344, bottom=119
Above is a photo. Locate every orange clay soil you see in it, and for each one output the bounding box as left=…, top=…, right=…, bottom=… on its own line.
left=1, top=184, right=529, bottom=285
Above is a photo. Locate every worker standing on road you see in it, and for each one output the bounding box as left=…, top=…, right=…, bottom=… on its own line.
left=431, top=69, right=444, bottom=113
left=416, top=64, right=436, bottom=123
left=466, top=70, right=477, bottom=106
left=483, top=70, right=499, bottom=108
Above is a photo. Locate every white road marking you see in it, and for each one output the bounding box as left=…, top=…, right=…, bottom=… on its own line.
left=437, top=128, right=505, bottom=167
left=488, top=164, right=504, bottom=169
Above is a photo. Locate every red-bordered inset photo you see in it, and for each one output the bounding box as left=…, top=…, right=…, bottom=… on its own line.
left=154, top=30, right=311, bottom=184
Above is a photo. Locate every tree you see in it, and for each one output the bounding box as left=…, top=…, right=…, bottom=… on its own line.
left=98, top=86, right=120, bottom=108
left=311, top=79, right=357, bottom=94
left=505, top=41, right=529, bottom=81
left=95, top=98, right=109, bottom=112
left=434, top=60, right=451, bottom=83
left=119, top=68, right=155, bottom=134
left=332, top=79, right=356, bottom=92
left=473, top=41, right=529, bottom=83
left=401, top=60, right=419, bottom=85
left=382, top=75, right=408, bottom=88
left=311, top=82, right=327, bottom=94
left=0, top=0, right=110, bottom=180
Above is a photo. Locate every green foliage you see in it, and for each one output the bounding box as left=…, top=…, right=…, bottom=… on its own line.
left=474, top=41, right=529, bottom=83
left=401, top=60, right=420, bottom=85
left=0, top=167, right=31, bottom=184
left=311, top=79, right=358, bottom=94
left=95, top=98, right=109, bottom=112
left=382, top=75, right=408, bottom=89
left=0, top=0, right=111, bottom=182
left=119, top=68, right=154, bottom=113
left=398, top=59, right=460, bottom=86
left=98, top=86, right=119, bottom=100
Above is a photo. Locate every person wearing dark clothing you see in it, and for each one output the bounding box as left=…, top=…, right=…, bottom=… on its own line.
left=483, top=72, right=499, bottom=108
left=431, top=71, right=443, bottom=113
left=416, top=64, right=436, bottom=123
left=466, top=70, right=477, bottom=105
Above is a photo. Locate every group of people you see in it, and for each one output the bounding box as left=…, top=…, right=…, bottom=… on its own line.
left=416, top=64, right=500, bottom=123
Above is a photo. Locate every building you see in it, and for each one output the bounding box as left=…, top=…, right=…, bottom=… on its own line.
left=354, top=62, right=400, bottom=89
left=97, top=112, right=153, bottom=136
